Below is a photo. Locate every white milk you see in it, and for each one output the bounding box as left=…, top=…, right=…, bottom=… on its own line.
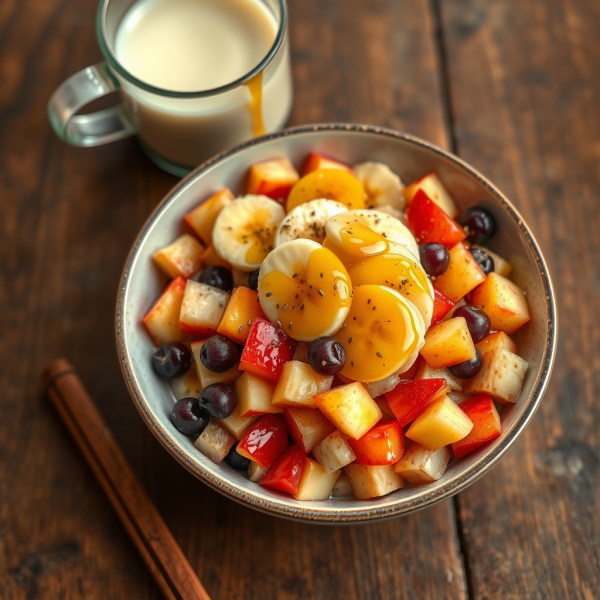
left=114, top=0, right=292, bottom=170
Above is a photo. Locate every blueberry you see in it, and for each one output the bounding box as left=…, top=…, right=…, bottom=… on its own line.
left=470, top=247, right=494, bottom=275
left=308, top=337, right=346, bottom=375
left=152, top=342, right=192, bottom=380
left=248, top=269, right=260, bottom=291
left=198, top=266, right=233, bottom=293
left=171, top=397, right=209, bottom=436
left=198, top=383, right=237, bottom=419
left=453, top=305, right=491, bottom=343
left=419, top=243, right=450, bottom=277
left=459, top=207, right=496, bottom=245
left=200, top=334, right=239, bottom=372
left=225, top=443, right=250, bottom=471
left=448, top=350, right=483, bottom=379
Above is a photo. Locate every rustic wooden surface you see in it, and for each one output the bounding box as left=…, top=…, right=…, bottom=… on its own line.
left=0, top=0, right=597, bottom=598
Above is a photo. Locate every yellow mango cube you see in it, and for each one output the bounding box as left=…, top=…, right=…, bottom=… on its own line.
left=344, top=464, right=404, bottom=499
left=476, top=331, right=518, bottom=356
left=420, top=317, right=476, bottom=369
left=184, top=188, right=234, bottom=245
left=217, top=287, right=266, bottom=345
left=152, top=234, right=205, bottom=279
left=272, top=361, right=333, bottom=408
left=433, top=242, right=486, bottom=303
left=406, top=396, right=474, bottom=450
left=293, top=458, right=341, bottom=501
left=235, top=372, right=281, bottom=416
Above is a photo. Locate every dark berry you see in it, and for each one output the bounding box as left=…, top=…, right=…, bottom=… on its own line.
left=470, top=247, right=494, bottom=275
left=453, top=305, right=491, bottom=343
left=308, top=337, right=346, bottom=375
left=152, top=342, right=192, bottom=380
left=200, top=334, right=239, bottom=372
left=459, top=207, right=496, bottom=244
left=198, top=266, right=233, bottom=292
left=225, top=442, right=250, bottom=471
left=171, top=397, right=209, bottom=436
left=419, top=243, right=450, bottom=277
left=198, top=383, right=237, bottom=419
left=448, top=350, right=483, bottom=379
left=248, top=269, right=260, bottom=291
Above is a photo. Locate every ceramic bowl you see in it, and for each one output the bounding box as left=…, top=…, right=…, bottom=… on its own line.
left=116, top=124, right=556, bottom=523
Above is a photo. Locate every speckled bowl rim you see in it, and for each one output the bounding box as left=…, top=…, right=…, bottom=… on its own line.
left=116, top=123, right=557, bottom=523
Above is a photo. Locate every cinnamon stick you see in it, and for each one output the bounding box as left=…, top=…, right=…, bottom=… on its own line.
left=42, top=358, right=211, bottom=600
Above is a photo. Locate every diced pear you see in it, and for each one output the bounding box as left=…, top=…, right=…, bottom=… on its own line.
left=433, top=242, right=486, bottom=302
left=331, top=473, right=355, bottom=497
left=415, top=361, right=463, bottom=392
left=476, top=331, right=518, bottom=356
left=363, top=374, right=401, bottom=398
left=171, top=367, right=202, bottom=401
left=217, top=403, right=258, bottom=440
left=293, top=458, right=341, bottom=500
left=191, top=341, right=241, bottom=388
left=179, top=280, right=229, bottom=337
left=153, top=233, right=205, bottom=279
left=406, top=396, right=474, bottom=450
left=143, top=277, right=186, bottom=346
left=344, top=464, right=404, bottom=500
left=448, top=391, right=471, bottom=404
left=248, top=461, right=268, bottom=482
left=312, top=430, right=357, bottom=474
left=464, top=347, right=528, bottom=404
left=284, top=408, right=336, bottom=453
left=420, top=317, right=476, bottom=369
left=272, top=360, right=333, bottom=408
left=235, top=372, right=281, bottom=416
left=472, top=245, right=512, bottom=277
left=194, top=421, right=236, bottom=464
left=394, top=442, right=451, bottom=484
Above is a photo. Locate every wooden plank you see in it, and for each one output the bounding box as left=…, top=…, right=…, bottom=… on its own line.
left=0, top=0, right=466, bottom=599
left=440, top=0, right=600, bottom=597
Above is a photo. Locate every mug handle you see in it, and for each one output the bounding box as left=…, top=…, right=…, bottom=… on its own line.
left=48, top=61, right=135, bottom=146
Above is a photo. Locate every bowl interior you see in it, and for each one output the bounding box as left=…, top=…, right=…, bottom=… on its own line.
left=117, top=125, right=555, bottom=522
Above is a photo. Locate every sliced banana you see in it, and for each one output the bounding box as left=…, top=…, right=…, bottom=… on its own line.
left=258, top=239, right=352, bottom=342
left=353, top=162, right=405, bottom=209
left=274, top=199, right=347, bottom=247
left=212, top=195, right=285, bottom=272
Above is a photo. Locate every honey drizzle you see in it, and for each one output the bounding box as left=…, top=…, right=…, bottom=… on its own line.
left=246, top=71, right=265, bottom=137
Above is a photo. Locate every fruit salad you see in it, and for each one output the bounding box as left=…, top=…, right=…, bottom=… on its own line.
left=144, top=152, right=531, bottom=501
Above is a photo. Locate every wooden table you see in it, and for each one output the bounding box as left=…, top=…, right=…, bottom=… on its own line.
left=1, top=0, right=598, bottom=598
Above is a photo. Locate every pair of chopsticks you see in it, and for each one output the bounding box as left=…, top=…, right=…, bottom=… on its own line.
left=42, top=359, right=210, bottom=600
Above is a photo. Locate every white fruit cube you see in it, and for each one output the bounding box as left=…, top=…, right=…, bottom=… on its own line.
left=415, top=361, right=463, bottom=392
left=464, top=346, right=528, bottom=404
left=344, top=464, right=404, bottom=500
left=194, top=421, right=236, bottom=464
left=363, top=374, right=401, bottom=398
left=313, top=383, right=382, bottom=440
left=293, top=458, right=341, bottom=500
left=402, top=173, right=459, bottom=218
left=235, top=372, right=281, bottom=416
left=472, top=245, right=512, bottom=277
left=143, top=276, right=186, bottom=346
left=248, top=461, right=267, bottom=482
left=153, top=234, right=204, bottom=279
left=406, top=396, right=474, bottom=450
left=191, top=341, right=241, bottom=388
left=180, top=280, right=229, bottom=337
left=313, top=430, right=356, bottom=473
left=272, top=361, right=333, bottom=408
left=331, top=473, right=355, bottom=497
left=217, top=402, right=258, bottom=440
left=420, top=317, right=476, bottom=369
left=433, top=242, right=486, bottom=303
left=171, top=368, right=202, bottom=401
left=394, top=442, right=451, bottom=484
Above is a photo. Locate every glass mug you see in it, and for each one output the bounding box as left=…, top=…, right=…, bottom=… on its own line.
left=48, top=0, right=292, bottom=177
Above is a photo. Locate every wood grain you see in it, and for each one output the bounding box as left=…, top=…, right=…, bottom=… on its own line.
left=440, top=0, right=600, bottom=597
left=0, top=0, right=468, bottom=599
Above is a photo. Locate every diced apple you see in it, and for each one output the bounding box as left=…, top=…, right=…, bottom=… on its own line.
left=470, top=272, right=531, bottom=335
left=237, top=414, right=289, bottom=468
left=292, top=341, right=310, bottom=364
left=179, top=280, right=229, bottom=337
left=415, top=361, right=463, bottom=392
left=344, top=464, right=404, bottom=500
left=191, top=340, right=241, bottom=387
left=476, top=331, right=518, bottom=356
left=153, top=234, right=205, bottom=279
left=347, top=420, right=405, bottom=465
left=194, top=421, right=236, bottom=464
left=171, top=367, right=202, bottom=401
left=472, top=245, right=512, bottom=277
left=232, top=268, right=250, bottom=288
left=248, top=461, right=268, bottom=482
left=283, top=408, right=336, bottom=453
left=431, top=288, right=455, bottom=325
left=331, top=473, right=355, bottom=497
left=217, top=401, right=258, bottom=439
left=246, top=157, right=300, bottom=201
left=386, top=378, right=449, bottom=427
left=420, top=317, right=476, bottom=369
left=200, top=244, right=231, bottom=270
left=259, top=445, right=306, bottom=495
left=402, top=173, right=459, bottom=218
left=184, top=188, right=234, bottom=246
left=235, top=371, right=281, bottom=416
left=313, top=383, right=382, bottom=440
left=271, top=360, right=333, bottom=408
left=394, top=442, right=451, bottom=484
left=294, top=458, right=341, bottom=500
left=143, top=276, right=186, bottom=346
left=312, top=430, right=357, bottom=474
left=433, top=242, right=486, bottom=303
left=217, top=287, right=266, bottom=345
left=406, top=396, right=474, bottom=451
left=464, top=347, right=528, bottom=404
left=363, top=374, right=401, bottom=398
left=302, top=152, right=352, bottom=175
left=452, top=394, right=502, bottom=458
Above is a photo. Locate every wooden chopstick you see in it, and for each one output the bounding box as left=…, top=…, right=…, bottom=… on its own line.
left=41, top=358, right=211, bottom=600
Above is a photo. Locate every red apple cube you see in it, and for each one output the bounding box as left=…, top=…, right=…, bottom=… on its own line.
left=143, top=276, right=186, bottom=346
left=179, top=280, right=229, bottom=337
left=283, top=407, right=336, bottom=453
left=302, top=152, right=352, bottom=175
left=402, top=173, right=459, bottom=218
left=152, top=234, right=205, bottom=279
left=386, top=378, right=448, bottom=427
left=452, top=394, right=502, bottom=459
left=406, top=189, right=466, bottom=248
left=259, top=445, right=306, bottom=495
left=246, top=158, right=300, bottom=201
left=431, top=289, right=455, bottom=325
left=239, top=317, right=296, bottom=382
left=237, top=414, right=288, bottom=468
left=347, top=420, right=405, bottom=465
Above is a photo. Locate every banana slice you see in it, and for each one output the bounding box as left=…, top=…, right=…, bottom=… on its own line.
left=274, top=199, right=347, bottom=247
left=353, top=162, right=405, bottom=209
left=212, top=195, right=285, bottom=271
left=332, top=284, right=425, bottom=382
left=258, top=239, right=352, bottom=342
